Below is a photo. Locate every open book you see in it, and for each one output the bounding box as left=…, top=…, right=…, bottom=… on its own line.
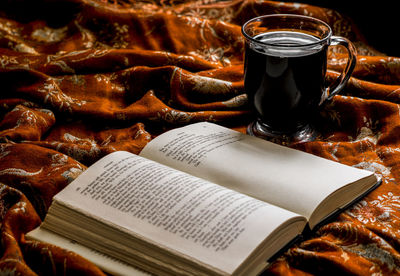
left=27, top=122, right=379, bottom=276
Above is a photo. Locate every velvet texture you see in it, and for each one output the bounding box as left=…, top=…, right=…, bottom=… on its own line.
left=1, top=0, right=400, bottom=275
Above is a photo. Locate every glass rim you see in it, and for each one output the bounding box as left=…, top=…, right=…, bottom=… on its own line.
left=241, top=14, right=333, bottom=48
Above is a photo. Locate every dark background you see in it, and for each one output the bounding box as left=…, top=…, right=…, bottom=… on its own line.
left=282, top=1, right=398, bottom=57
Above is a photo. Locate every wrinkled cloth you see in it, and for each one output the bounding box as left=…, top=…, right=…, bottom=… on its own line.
left=1, top=0, right=400, bottom=275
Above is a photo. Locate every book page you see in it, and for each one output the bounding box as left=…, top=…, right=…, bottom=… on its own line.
left=140, top=122, right=374, bottom=221
left=26, top=228, right=150, bottom=276
left=54, top=151, right=305, bottom=275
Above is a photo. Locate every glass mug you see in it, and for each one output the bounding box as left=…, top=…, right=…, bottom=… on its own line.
left=242, top=14, right=356, bottom=143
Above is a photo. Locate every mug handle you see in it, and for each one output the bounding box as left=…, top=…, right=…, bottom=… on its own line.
left=324, top=36, right=357, bottom=101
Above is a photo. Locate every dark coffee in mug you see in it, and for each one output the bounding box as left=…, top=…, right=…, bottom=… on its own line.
left=242, top=14, right=356, bottom=143
left=244, top=31, right=328, bottom=133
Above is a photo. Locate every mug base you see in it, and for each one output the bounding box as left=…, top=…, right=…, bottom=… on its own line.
left=247, top=120, right=317, bottom=145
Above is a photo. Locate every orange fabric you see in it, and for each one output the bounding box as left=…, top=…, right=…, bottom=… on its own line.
left=1, top=0, right=400, bottom=275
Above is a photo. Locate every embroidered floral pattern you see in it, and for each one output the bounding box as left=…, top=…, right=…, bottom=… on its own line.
left=346, top=193, right=400, bottom=231
left=38, top=78, right=87, bottom=112
left=157, top=108, right=193, bottom=124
